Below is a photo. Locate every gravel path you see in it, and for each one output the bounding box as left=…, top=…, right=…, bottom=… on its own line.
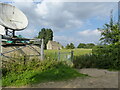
left=26, top=68, right=118, bottom=88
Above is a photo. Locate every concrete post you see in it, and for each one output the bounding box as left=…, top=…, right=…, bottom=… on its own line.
left=40, top=39, right=44, bottom=60
left=0, top=34, right=2, bottom=87
left=0, top=34, right=2, bottom=61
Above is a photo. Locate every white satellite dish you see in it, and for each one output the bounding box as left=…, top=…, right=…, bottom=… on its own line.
left=0, top=25, right=5, bottom=35
left=0, top=3, right=28, bottom=31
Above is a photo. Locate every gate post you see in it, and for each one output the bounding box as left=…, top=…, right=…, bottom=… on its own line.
left=40, top=39, right=44, bottom=60
left=71, top=50, right=74, bottom=62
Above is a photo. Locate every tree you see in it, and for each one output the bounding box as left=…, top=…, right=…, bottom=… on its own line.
left=98, top=10, right=120, bottom=44
left=77, top=43, right=86, bottom=48
left=66, top=43, right=75, bottom=49
left=66, top=44, right=70, bottom=49
left=37, top=28, right=53, bottom=49
left=69, top=43, right=75, bottom=49
left=86, top=43, right=95, bottom=48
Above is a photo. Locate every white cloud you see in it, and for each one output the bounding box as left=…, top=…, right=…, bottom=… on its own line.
left=2, top=1, right=116, bottom=45
left=54, top=35, right=81, bottom=46
left=54, top=29, right=101, bottom=46
left=11, top=1, right=116, bottom=33
left=78, top=29, right=101, bottom=36
left=33, top=2, right=116, bottom=32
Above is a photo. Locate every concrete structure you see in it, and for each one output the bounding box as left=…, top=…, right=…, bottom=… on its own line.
left=47, top=41, right=62, bottom=50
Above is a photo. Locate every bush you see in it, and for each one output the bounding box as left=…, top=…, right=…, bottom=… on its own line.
left=2, top=57, right=88, bottom=87
left=73, top=43, right=120, bottom=70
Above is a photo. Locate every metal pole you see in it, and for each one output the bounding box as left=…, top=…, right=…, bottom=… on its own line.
left=0, top=34, right=2, bottom=61
left=40, top=39, right=44, bottom=60
left=0, top=34, right=2, bottom=86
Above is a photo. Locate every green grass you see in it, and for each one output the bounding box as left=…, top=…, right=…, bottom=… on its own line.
left=2, top=48, right=91, bottom=87
left=44, top=48, right=92, bottom=56
left=2, top=64, right=88, bottom=87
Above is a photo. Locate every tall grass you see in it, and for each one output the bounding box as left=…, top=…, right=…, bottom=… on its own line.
left=2, top=54, right=88, bottom=87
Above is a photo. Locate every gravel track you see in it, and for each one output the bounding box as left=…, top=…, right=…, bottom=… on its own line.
left=26, top=68, right=119, bottom=88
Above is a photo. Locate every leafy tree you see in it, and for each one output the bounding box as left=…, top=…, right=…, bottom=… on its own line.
left=77, top=43, right=95, bottom=48
left=37, top=28, right=53, bottom=49
left=66, top=44, right=70, bottom=49
left=69, top=43, right=75, bottom=49
left=86, top=43, right=95, bottom=48
left=66, top=43, right=75, bottom=49
left=98, top=11, right=120, bottom=44
left=77, top=43, right=86, bottom=48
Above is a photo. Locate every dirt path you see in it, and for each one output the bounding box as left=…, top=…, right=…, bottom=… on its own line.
left=25, top=68, right=118, bottom=88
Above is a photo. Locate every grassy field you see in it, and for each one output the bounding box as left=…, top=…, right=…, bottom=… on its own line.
left=44, top=48, right=92, bottom=56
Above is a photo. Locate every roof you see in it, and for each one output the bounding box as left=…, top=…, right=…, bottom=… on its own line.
left=48, top=41, right=62, bottom=47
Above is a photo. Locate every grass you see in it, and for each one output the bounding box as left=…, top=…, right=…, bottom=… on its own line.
left=44, top=48, right=92, bottom=56
left=2, top=48, right=91, bottom=87
left=2, top=63, right=88, bottom=87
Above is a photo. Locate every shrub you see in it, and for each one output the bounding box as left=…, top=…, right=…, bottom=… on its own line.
left=2, top=58, right=87, bottom=87
left=73, top=43, right=120, bottom=70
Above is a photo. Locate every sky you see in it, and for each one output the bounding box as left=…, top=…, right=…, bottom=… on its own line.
left=0, top=0, right=119, bottom=46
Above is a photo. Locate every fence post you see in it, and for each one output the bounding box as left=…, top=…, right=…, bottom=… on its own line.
left=58, top=49, right=60, bottom=60
left=0, top=34, right=2, bottom=90
left=41, top=38, right=44, bottom=60
left=71, top=50, right=74, bottom=62
left=0, top=34, right=2, bottom=66
left=23, top=55, right=26, bottom=65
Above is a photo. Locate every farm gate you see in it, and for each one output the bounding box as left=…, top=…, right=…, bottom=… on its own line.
left=1, top=38, right=44, bottom=65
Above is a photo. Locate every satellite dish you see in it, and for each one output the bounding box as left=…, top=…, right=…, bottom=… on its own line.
left=0, top=25, right=5, bottom=35
left=0, top=3, right=28, bottom=31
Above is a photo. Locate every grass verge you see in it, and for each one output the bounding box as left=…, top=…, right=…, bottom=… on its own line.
left=2, top=63, right=88, bottom=87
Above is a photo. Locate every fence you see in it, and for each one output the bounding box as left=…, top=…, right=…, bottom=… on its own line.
left=1, top=38, right=44, bottom=65
left=57, top=51, right=74, bottom=61
left=46, top=50, right=74, bottom=62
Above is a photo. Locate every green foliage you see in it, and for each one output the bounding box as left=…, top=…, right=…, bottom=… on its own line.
left=77, top=43, right=95, bottom=49
left=2, top=64, right=87, bottom=87
left=74, top=11, right=120, bottom=70
left=37, top=28, right=53, bottom=49
left=74, top=44, right=120, bottom=70
left=66, top=43, right=75, bottom=49
left=2, top=57, right=88, bottom=87
left=98, top=11, right=120, bottom=44
left=77, top=43, right=86, bottom=48
left=92, top=44, right=120, bottom=70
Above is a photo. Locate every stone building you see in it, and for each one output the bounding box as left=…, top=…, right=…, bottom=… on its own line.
left=47, top=40, right=62, bottom=50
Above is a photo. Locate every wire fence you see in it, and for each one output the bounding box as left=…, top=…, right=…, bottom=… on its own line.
left=45, top=50, right=74, bottom=62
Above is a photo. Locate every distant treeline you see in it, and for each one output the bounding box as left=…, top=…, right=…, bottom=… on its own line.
left=65, top=43, right=95, bottom=49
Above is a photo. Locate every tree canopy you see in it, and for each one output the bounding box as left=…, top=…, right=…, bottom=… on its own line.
left=98, top=11, right=120, bottom=45
left=37, top=28, right=53, bottom=49
left=66, top=43, right=75, bottom=49
left=77, top=43, right=95, bottom=48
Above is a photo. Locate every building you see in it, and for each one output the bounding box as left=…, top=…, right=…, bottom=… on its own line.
left=47, top=40, right=62, bottom=50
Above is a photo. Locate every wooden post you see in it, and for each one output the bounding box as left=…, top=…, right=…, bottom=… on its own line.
left=58, top=48, right=60, bottom=60
left=23, top=55, right=26, bottom=65
left=71, top=50, right=74, bottom=62
left=0, top=34, right=2, bottom=64
left=0, top=34, right=2, bottom=90
left=40, top=39, right=44, bottom=60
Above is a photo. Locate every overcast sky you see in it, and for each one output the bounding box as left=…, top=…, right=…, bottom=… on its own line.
left=0, top=0, right=118, bottom=46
